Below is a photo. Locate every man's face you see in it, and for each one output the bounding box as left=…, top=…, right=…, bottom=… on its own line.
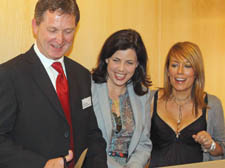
left=32, top=10, right=76, bottom=60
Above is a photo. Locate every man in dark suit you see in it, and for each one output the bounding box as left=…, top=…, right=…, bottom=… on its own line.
left=0, top=0, right=107, bottom=168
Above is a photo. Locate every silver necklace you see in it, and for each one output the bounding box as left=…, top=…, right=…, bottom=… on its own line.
left=173, top=95, right=190, bottom=138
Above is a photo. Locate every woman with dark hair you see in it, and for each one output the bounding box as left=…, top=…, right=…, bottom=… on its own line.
left=149, top=41, right=225, bottom=167
left=92, top=29, right=152, bottom=168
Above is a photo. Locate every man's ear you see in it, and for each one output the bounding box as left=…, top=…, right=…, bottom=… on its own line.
left=32, top=19, right=38, bottom=36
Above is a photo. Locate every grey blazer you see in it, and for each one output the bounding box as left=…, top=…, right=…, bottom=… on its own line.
left=91, top=81, right=152, bottom=168
left=204, top=94, right=225, bottom=161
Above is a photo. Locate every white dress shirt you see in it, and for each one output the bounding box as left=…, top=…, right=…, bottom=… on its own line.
left=33, top=43, right=67, bottom=90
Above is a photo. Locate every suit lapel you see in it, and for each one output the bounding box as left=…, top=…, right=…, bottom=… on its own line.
left=26, top=47, right=66, bottom=119
left=64, top=58, right=81, bottom=120
left=127, top=85, right=142, bottom=155
left=97, top=83, right=113, bottom=142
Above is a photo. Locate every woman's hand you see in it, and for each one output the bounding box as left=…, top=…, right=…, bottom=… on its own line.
left=193, top=130, right=224, bottom=156
left=192, top=130, right=213, bottom=149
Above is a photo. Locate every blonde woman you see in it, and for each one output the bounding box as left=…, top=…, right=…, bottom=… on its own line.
left=149, top=41, right=225, bottom=167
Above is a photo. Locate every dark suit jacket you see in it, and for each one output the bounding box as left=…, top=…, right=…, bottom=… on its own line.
left=0, top=46, right=107, bottom=168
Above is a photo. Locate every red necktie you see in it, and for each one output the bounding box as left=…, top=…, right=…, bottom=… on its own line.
left=52, top=62, right=74, bottom=167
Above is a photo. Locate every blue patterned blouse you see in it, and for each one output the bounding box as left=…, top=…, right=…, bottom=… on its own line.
left=108, top=90, right=135, bottom=166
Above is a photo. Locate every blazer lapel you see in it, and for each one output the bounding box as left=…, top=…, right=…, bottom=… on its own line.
left=64, top=58, right=81, bottom=118
left=97, top=83, right=113, bottom=143
left=127, top=85, right=142, bottom=155
left=26, top=47, right=66, bottom=119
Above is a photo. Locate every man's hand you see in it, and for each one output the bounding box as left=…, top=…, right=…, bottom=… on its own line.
left=44, top=150, right=73, bottom=168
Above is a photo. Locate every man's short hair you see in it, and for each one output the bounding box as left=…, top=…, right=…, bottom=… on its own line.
left=34, top=0, right=80, bottom=25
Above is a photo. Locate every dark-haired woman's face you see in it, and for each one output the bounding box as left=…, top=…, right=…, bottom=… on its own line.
left=105, top=49, right=138, bottom=89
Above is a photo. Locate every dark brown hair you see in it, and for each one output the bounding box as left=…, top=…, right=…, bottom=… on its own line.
left=34, top=0, right=80, bottom=25
left=92, top=29, right=152, bottom=96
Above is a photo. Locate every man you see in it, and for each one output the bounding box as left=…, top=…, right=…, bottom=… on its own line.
left=0, top=0, right=107, bottom=168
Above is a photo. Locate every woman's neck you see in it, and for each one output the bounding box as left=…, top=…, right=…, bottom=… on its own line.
left=107, top=82, right=126, bottom=100
left=171, top=90, right=192, bottom=104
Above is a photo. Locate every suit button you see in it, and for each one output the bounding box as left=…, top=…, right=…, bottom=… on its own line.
left=64, top=131, right=69, bottom=138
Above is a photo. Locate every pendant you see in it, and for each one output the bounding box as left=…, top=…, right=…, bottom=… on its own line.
left=176, top=132, right=180, bottom=138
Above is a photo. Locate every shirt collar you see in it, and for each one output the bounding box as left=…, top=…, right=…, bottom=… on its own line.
left=33, top=43, right=64, bottom=69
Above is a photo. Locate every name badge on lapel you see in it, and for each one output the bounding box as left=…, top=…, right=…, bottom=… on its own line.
left=82, top=96, right=92, bottom=109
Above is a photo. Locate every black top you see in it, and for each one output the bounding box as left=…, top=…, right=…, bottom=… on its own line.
left=149, top=91, right=207, bottom=168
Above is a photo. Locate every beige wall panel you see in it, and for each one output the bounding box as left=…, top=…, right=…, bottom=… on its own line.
left=109, top=0, right=159, bottom=87
left=73, top=0, right=112, bottom=69
left=1, top=0, right=225, bottom=110
left=0, top=0, right=36, bottom=63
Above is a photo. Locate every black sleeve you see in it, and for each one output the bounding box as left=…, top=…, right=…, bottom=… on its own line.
left=0, top=65, right=47, bottom=168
